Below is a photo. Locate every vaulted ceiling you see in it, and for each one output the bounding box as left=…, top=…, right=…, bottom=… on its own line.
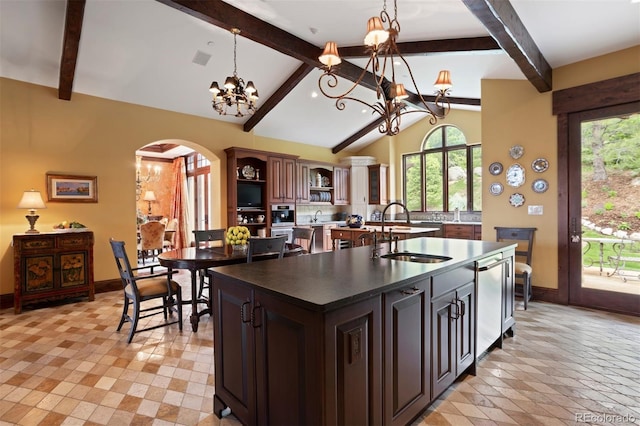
left=1, top=0, right=638, bottom=154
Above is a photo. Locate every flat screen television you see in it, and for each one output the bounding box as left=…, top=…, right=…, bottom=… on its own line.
left=237, top=182, right=263, bottom=209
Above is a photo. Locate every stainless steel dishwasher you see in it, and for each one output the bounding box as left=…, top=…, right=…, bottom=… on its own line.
left=475, top=255, right=511, bottom=357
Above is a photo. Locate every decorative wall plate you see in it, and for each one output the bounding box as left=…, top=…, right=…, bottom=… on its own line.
left=489, top=162, right=503, bottom=176
left=532, top=158, right=549, bottom=173
left=506, top=163, right=525, bottom=187
left=509, top=145, right=524, bottom=159
left=489, top=182, right=503, bottom=196
left=509, top=193, right=525, bottom=207
left=532, top=178, right=549, bottom=193
left=241, top=165, right=255, bottom=179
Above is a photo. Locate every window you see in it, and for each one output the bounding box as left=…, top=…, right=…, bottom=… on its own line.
left=403, top=125, right=481, bottom=212
left=186, top=152, right=211, bottom=230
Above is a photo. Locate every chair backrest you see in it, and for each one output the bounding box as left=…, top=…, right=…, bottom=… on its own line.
left=193, top=229, right=226, bottom=248
left=247, top=236, right=287, bottom=263
left=109, top=239, right=137, bottom=291
left=139, top=221, right=165, bottom=251
left=166, top=218, right=178, bottom=231
left=495, top=227, right=536, bottom=265
left=292, top=226, right=315, bottom=253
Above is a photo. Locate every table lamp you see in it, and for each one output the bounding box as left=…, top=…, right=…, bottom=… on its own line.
left=143, top=191, right=156, bottom=215
left=17, top=189, right=46, bottom=234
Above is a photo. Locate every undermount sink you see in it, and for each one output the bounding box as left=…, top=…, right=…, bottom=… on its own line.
left=381, top=252, right=452, bottom=263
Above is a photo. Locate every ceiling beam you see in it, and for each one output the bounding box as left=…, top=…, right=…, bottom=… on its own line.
left=244, top=63, right=315, bottom=132
left=461, top=0, right=552, bottom=92
left=58, top=0, right=86, bottom=101
left=338, top=36, right=501, bottom=58
left=332, top=117, right=387, bottom=154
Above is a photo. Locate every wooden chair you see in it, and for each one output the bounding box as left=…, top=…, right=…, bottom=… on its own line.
left=193, top=229, right=226, bottom=299
left=163, top=218, right=178, bottom=251
left=495, top=227, right=537, bottom=310
left=292, top=226, right=315, bottom=254
left=247, top=236, right=287, bottom=263
left=109, top=239, right=182, bottom=343
left=138, top=221, right=165, bottom=265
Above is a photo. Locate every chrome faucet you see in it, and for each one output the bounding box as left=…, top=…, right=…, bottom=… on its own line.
left=381, top=202, right=410, bottom=252
left=312, top=209, right=323, bottom=223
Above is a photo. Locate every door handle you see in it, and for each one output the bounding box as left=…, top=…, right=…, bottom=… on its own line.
left=241, top=301, right=251, bottom=323
left=450, top=300, right=460, bottom=319
left=400, top=286, right=420, bottom=295
left=251, top=304, right=262, bottom=328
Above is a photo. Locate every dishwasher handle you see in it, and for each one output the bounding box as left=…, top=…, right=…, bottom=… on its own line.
left=476, top=257, right=510, bottom=273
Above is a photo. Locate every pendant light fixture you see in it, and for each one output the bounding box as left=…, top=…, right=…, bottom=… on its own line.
left=318, top=0, right=452, bottom=136
left=209, top=28, right=258, bottom=117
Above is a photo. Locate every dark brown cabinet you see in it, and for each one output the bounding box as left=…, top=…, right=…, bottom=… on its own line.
left=225, top=147, right=269, bottom=235
left=431, top=266, right=475, bottom=399
left=213, top=276, right=378, bottom=425
left=383, top=279, right=430, bottom=425
left=13, top=231, right=94, bottom=314
left=268, top=155, right=296, bottom=204
left=368, top=164, right=388, bottom=205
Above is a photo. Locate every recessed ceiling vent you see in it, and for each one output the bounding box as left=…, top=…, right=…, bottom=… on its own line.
left=192, top=50, right=212, bottom=66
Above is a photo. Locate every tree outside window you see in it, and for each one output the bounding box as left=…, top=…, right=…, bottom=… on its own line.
left=403, top=125, right=481, bottom=212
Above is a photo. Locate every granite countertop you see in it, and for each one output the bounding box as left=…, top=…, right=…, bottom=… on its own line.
left=211, top=237, right=515, bottom=312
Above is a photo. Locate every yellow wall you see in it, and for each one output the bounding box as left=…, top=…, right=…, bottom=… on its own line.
left=0, top=78, right=343, bottom=295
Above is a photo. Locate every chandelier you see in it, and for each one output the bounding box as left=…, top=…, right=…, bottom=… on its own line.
left=318, top=0, right=452, bottom=136
left=209, top=28, right=258, bottom=117
left=135, top=155, right=161, bottom=201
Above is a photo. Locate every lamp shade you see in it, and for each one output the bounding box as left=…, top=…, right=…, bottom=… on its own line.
left=143, top=191, right=156, bottom=202
left=434, top=70, right=452, bottom=91
left=364, top=17, right=389, bottom=47
left=319, top=42, right=341, bottom=67
left=17, top=190, right=46, bottom=210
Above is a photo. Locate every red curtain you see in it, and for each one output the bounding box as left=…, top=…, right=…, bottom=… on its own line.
left=169, top=157, right=190, bottom=249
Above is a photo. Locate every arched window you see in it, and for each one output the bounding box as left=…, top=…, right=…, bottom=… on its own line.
left=403, top=125, right=481, bottom=212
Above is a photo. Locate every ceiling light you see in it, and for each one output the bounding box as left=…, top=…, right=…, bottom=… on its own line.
left=209, top=28, right=258, bottom=117
left=318, top=0, right=452, bottom=136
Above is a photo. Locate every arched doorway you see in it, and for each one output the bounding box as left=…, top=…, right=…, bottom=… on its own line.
left=135, top=140, right=222, bottom=261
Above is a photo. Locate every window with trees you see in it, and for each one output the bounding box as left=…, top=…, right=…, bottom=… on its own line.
left=403, top=125, right=481, bottom=212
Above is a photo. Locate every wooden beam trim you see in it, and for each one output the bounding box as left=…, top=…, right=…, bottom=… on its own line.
left=244, top=63, right=315, bottom=132
left=552, top=72, right=640, bottom=115
left=332, top=117, right=386, bottom=154
left=462, top=0, right=552, bottom=93
left=58, top=0, right=86, bottom=101
left=339, top=36, right=501, bottom=58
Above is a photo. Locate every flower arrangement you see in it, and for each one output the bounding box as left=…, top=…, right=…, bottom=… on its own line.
left=346, top=215, right=364, bottom=228
left=226, top=226, right=251, bottom=246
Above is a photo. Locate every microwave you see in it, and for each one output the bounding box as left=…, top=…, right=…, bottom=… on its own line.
left=271, top=204, right=295, bottom=225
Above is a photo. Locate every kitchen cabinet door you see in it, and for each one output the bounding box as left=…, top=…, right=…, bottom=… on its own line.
left=333, top=166, right=350, bottom=205
left=383, top=280, right=431, bottom=425
left=431, top=289, right=456, bottom=398
left=368, top=164, right=388, bottom=205
left=296, top=161, right=310, bottom=204
left=455, top=281, right=475, bottom=375
left=212, top=279, right=256, bottom=424
left=269, top=156, right=296, bottom=204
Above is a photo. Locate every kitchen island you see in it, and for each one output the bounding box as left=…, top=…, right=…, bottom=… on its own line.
left=210, top=237, right=516, bottom=425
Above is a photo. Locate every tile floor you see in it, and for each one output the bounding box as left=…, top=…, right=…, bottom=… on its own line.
left=1, top=269, right=639, bottom=426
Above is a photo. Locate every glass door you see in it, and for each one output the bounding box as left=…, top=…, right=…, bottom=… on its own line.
left=568, top=104, right=640, bottom=314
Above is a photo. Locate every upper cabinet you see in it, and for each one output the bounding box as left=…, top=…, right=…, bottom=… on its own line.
left=296, top=161, right=310, bottom=204
left=368, top=164, right=388, bottom=205
left=309, top=165, right=334, bottom=205
left=333, top=166, right=350, bottom=205
left=268, top=155, right=297, bottom=204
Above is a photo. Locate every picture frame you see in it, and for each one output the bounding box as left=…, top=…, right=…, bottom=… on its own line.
left=46, top=173, right=98, bottom=203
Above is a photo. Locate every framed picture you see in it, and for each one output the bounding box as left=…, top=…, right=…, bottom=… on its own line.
left=46, top=173, right=98, bottom=203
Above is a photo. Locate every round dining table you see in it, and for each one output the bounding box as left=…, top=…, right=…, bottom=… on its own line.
left=158, top=243, right=302, bottom=332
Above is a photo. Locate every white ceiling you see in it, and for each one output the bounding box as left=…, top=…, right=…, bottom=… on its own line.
left=1, top=0, right=639, bottom=155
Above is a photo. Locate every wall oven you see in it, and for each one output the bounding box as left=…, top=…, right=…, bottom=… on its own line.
left=270, top=204, right=295, bottom=242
